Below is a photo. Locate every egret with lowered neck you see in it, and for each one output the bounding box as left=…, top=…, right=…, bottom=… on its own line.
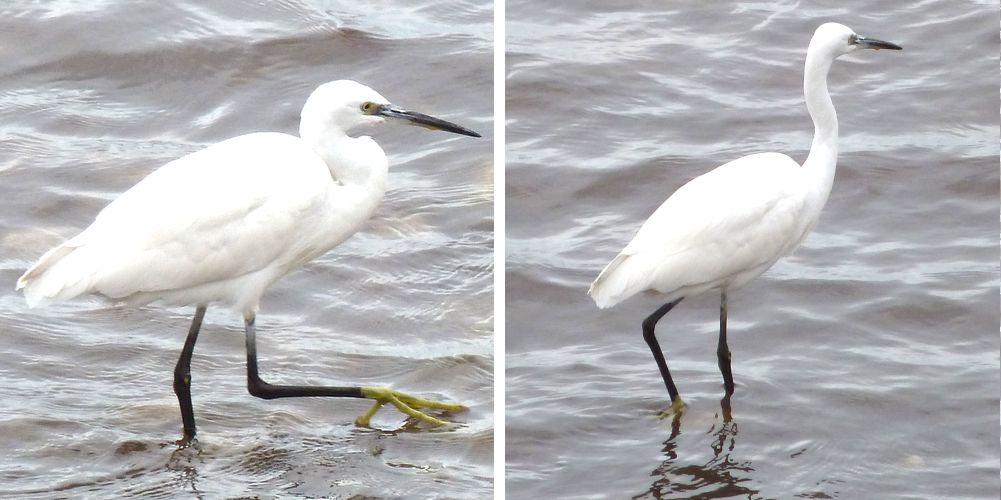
left=17, top=79, right=481, bottom=445
left=589, top=23, right=901, bottom=414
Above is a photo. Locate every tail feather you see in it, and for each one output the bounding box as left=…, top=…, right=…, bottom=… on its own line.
left=17, top=240, right=97, bottom=308
left=588, top=252, right=647, bottom=309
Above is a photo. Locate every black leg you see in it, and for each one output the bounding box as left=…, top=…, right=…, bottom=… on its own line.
left=173, top=305, right=206, bottom=446
left=716, top=291, right=735, bottom=395
left=244, top=314, right=364, bottom=400
left=642, top=298, right=684, bottom=404
left=243, top=315, right=462, bottom=426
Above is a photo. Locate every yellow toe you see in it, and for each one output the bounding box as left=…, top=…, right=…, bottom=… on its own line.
left=357, top=387, right=464, bottom=427
left=657, top=396, right=687, bottom=419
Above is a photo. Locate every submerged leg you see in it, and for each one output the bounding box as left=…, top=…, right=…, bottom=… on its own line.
left=243, top=315, right=463, bottom=427
left=173, top=305, right=207, bottom=446
left=642, top=298, right=686, bottom=414
left=716, top=291, right=735, bottom=395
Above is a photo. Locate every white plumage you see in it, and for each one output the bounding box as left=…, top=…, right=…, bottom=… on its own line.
left=590, top=152, right=815, bottom=309
left=16, top=79, right=479, bottom=441
left=17, top=80, right=439, bottom=317
left=588, top=23, right=901, bottom=410
left=19, top=130, right=382, bottom=315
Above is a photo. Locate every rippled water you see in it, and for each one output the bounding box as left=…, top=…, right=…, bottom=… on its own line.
left=506, top=1, right=998, bottom=498
left=0, top=1, right=492, bottom=497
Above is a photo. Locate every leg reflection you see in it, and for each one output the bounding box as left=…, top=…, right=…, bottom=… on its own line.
left=710, top=393, right=737, bottom=460
left=636, top=395, right=756, bottom=498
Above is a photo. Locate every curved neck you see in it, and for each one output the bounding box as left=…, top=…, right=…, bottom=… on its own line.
left=801, top=47, right=839, bottom=201
left=299, top=117, right=386, bottom=190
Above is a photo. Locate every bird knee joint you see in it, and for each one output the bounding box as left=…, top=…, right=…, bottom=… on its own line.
left=247, top=377, right=277, bottom=399
left=641, top=318, right=655, bottom=334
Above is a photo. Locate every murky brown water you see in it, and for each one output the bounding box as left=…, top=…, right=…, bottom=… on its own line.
left=506, top=1, right=998, bottom=498
left=0, top=1, right=492, bottom=498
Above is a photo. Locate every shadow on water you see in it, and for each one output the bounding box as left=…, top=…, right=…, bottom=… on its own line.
left=634, top=395, right=758, bottom=499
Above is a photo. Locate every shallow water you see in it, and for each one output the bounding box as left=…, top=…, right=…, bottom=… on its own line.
left=506, top=2, right=998, bottom=498
left=0, top=0, right=492, bottom=498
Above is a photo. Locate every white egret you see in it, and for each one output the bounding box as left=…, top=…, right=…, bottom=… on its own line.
left=17, top=79, right=481, bottom=444
left=588, top=23, right=901, bottom=414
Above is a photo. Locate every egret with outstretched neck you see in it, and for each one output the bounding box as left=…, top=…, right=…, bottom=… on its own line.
left=18, top=79, right=481, bottom=444
left=589, top=23, right=901, bottom=414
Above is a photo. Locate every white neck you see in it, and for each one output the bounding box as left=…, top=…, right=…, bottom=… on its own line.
left=291, top=112, right=389, bottom=266
left=801, top=46, right=840, bottom=212
left=299, top=117, right=388, bottom=190
left=297, top=115, right=389, bottom=250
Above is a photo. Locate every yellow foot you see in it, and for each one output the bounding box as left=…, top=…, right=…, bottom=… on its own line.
left=657, top=397, right=687, bottom=419
left=355, top=387, right=465, bottom=427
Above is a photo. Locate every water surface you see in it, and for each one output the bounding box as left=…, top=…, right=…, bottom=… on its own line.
left=0, top=1, right=493, bottom=497
left=506, top=2, right=998, bottom=498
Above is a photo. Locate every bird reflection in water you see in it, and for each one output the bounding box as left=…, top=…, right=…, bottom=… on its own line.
left=634, top=395, right=758, bottom=499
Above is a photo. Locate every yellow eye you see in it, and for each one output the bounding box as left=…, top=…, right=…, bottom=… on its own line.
left=361, top=101, right=377, bottom=113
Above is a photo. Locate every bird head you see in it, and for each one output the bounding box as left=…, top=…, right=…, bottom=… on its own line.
left=810, top=23, right=902, bottom=60
left=301, top=80, right=480, bottom=138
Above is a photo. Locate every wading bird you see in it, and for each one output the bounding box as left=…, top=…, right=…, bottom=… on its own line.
left=18, top=80, right=480, bottom=444
left=589, top=23, right=900, bottom=414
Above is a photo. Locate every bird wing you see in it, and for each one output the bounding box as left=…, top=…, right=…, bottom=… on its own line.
left=19, top=132, right=336, bottom=304
left=590, top=152, right=809, bottom=308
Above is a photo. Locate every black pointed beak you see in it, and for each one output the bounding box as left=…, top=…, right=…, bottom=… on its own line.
left=376, top=104, right=481, bottom=138
left=856, top=36, right=902, bottom=51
